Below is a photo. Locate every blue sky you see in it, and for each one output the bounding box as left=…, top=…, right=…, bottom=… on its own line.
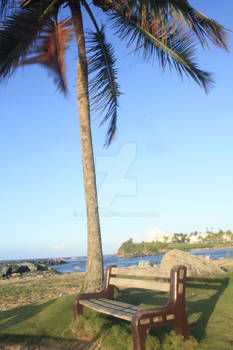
left=1, top=1, right=233, bottom=260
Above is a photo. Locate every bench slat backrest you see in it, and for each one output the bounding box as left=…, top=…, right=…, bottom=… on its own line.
left=105, top=265, right=187, bottom=301
left=111, top=267, right=169, bottom=278
left=109, top=276, right=170, bottom=292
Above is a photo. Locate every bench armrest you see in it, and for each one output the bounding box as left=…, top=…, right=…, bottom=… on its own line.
left=73, top=265, right=116, bottom=320
left=132, top=303, right=175, bottom=327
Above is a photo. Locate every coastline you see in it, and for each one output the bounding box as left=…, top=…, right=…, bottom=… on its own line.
left=2, top=247, right=233, bottom=277
left=187, top=246, right=233, bottom=252
left=117, top=245, right=233, bottom=259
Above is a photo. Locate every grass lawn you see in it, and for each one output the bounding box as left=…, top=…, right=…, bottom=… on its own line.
left=0, top=268, right=233, bottom=349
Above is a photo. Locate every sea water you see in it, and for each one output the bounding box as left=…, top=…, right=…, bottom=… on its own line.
left=51, top=248, right=233, bottom=274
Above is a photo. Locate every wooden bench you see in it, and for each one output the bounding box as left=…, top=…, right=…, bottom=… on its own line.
left=73, top=264, right=190, bottom=350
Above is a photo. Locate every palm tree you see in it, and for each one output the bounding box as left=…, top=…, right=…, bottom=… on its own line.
left=0, top=0, right=229, bottom=292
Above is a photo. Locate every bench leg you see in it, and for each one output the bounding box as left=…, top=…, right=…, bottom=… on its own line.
left=73, top=297, right=83, bottom=321
left=173, top=312, right=190, bottom=339
left=131, top=323, right=146, bottom=350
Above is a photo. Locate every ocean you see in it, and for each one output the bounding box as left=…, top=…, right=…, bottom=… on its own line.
left=51, top=248, right=233, bottom=273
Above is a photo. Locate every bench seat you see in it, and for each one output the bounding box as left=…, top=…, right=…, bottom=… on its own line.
left=79, top=297, right=144, bottom=321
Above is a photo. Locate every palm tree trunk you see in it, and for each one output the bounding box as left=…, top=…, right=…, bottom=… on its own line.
left=70, top=0, right=104, bottom=292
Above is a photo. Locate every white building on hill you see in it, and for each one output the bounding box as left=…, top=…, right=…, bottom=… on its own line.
left=188, top=232, right=209, bottom=243
left=152, top=234, right=173, bottom=243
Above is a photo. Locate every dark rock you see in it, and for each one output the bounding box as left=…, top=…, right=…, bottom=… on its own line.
left=0, top=258, right=66, bottom=278
left=16, top=265, right=30, bottom=273
left=0, top=262, right=37, bottom=277
left=31, top=258, right=67, bottom=267
left=17, top=263, right=37, bottom=273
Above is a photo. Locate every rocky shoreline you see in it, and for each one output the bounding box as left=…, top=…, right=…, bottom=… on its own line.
left=0, top=258, right=67, bottom=279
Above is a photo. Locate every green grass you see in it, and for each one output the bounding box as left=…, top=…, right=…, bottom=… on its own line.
left=0, top=296, right=75, bottom=344
left=0, top=269, right=233, bottom=349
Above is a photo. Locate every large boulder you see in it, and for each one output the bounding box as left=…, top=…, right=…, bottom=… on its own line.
left=0, top=262, right=38, bottom=277
left=160, top=249, right=225, bottom=277
left=8, top=262, right=37, bottom=274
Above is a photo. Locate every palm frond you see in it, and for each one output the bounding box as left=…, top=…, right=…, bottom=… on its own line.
left=0, top=0, right=18, bottom=17
left=0, top=3, right=49, bottom=79
left=94, top=0, right=229, bottom=51
left=20, top=18, right=73, bottom=93
left=86, top=26, right=121, bottom=146
left=21, top=0, right=41, bottom=9
left=188, top=9, right=229, bottom=50
left=111, top=12, right=213, bottom=93
left=167, top=1, right=229, bottom=50
left=21, top=0, right=60, bottom=17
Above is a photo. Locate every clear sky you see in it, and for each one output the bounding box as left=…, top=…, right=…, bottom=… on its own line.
left=1, top=1, right=233, bottom=260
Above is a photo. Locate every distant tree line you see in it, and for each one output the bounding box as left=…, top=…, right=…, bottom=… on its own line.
left=117, top=230, right=233, bottom=257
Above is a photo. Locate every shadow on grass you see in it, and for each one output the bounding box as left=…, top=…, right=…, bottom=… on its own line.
left=116, top=289, right=174, bottom=340
left=185, top=276, right=229, bottom=341
left=0, top=300, right=56, bottom=333
left=0, top=298, right=91, bottom=347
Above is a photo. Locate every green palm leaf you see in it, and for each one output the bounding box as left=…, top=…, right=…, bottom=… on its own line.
left=86, top=26, right=121, bottom=146
left=111, top=12, right=213, bottom=92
